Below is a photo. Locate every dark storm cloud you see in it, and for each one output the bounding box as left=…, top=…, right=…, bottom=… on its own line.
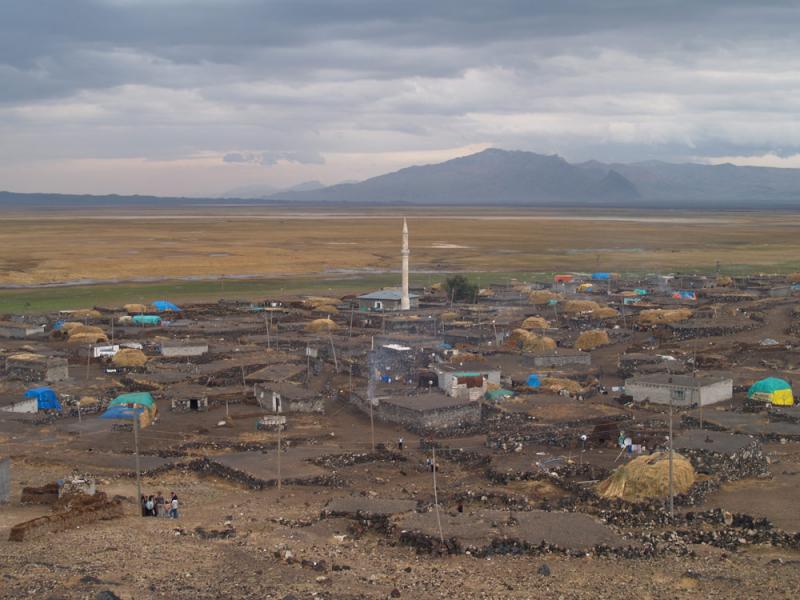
left=2, top=0, right=800, bottom=193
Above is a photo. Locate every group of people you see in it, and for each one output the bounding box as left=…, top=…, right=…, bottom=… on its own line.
left=140, top=491, right=179, bottom=518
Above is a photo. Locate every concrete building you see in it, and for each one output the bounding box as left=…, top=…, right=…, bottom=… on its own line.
left=372, top=392, right=481, bottom=432
left=0, top=321, right=45, bottom=339
left=5, top=353, right=69, bottom=383
left=357, top=290, right=419, bottom=312
left=159, top=339, right=209, bottom=358
left=624, top=373, right=732, bottom=407
left=255, top=382, right=325, bottom=414
left=432, top=362, right=501, bottom=400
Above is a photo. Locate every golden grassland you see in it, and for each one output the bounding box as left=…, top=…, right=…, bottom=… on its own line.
left=2, top=206, right=800, bottom=287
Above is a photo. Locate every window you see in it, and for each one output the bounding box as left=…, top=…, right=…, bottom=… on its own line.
left=671, top=388, right=685, bottom=401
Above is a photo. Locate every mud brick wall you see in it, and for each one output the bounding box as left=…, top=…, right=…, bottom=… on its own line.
left=20, top=482, right=59, bottom=505
left=0, top=458, right=9, bottom=503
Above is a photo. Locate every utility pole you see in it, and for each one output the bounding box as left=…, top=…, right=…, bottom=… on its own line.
left=329, top=333, right=338, bottom=373
left=133, top=413, right=141, bottom=515
left=369, top=393, right=376, bottom=452
left=276, top=422, right=282, bottom=493
left=432, top=447, right=444, bottom=545
left=85, top=349, right=91, bottom=380
left=668, top=394, right=674, bottom=519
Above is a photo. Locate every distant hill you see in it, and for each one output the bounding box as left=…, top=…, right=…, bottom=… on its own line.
left=275, top=148, right=800, bottom=208
left=5, top=149, right=800, bottom=208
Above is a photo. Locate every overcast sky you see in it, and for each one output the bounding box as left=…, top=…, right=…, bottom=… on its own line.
left=1, top=0, right=799, bottom=196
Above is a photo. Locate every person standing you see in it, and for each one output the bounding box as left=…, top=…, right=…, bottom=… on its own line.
left=169, top=492, right=179, bottom=518
left=155, top=491, right=165, bottom=517
left=398, top=437, right=404, bottom=451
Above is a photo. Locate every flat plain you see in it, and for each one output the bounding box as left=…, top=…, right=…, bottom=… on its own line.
left=3, top=206, right=800, bottom=289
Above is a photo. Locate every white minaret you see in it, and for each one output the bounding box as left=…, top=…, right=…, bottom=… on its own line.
left=400, top=218, right=410, bottom=310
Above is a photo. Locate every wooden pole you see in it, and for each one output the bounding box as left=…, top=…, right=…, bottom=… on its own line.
left=329, top=333, right=339, bottom=373
left=133, top=413, right=142, bottom=516
left=668, top=396, right=674, bottom=519
left=276, top=423, right=282, bottom=493
left=432, top=447, right=444, bottom=545
left=349, top=306, right=354, bottom=337
left=85, top=348, right=91, bottom=380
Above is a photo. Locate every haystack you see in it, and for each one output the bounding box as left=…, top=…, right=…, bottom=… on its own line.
left=313, top=304, right=339, bottom=314
left=59, top=322, right=86, bottom=334
left=79, top=396, right=99, bottom=407
left=564, top=300, right=601, bottom=315
left=304, top=296, right=340, bottom=309
left=504, top=329, right=557, bottom=353
left=715, top=275, right=733, bottom=287
left=112, top=348, right=148, bottom=368
left=638, top=309, right=693, bottom=325
left=788, top=273, right=800, bottom=284
left=521, top=316, right=550, bottom=330
left=70, top=309, right=102, bottom=320
left=440, top=311, right=459, bottom=322
left=123, top=303, right=148, bottom=314
left=66, top=324, right=105, bottom=337
left=118, top=315, right=133, bottom=324
left=593, top=307, right=620, bottom=319
left=540, top=377, right=583, bottom=394
left=528, top=291, right=561, bottom=305
left=67, top=332, right=109, bottom=345
left=596, top=452, right=695, bottom=502
left=575, top=329, right=610, bottom=350
left=305, top=318, right=338, bottom=333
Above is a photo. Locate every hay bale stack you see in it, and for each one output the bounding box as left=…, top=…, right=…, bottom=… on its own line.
left=593, top=307, right=620, bottom=319
left=638, top=309, right=693, bottom=325
left=66, top=324, right=105, bottom=337
left=715, top=275, right=734, bottom=287
left=112, top=349, right=148, bottom=367
left=528, top=290, right=561, bottom=305
left=596, top=452, right=695, bottom=501
left=564, top=300, right=601, bottom=315
left=521, top=316, right=550, bottom=330
left=70, top=309, right=102, bottom=320
left=305, top=318, right=338, bottom=333
left=504, top=329, right=557, bottom=353
left=788, top=273, right=800, bottom=284
left=575, top=329, right=610, bottom=350
left=67, top=332, right=109, bottom=345
left=540, top=377, right=583, bottom=394
left=79, top=396, right=99, bottom=407
left=313, top=304, right=339, bottom=314
left=440, top=311, right=459, bottom=322
left=123, top=303, right=148, bottom=314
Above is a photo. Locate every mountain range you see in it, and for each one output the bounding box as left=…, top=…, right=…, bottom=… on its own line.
left=4, top=148, right=800, bottom=208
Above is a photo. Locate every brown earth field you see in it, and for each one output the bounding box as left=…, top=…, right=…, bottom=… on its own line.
left=3, top=206, right=800, bottom=287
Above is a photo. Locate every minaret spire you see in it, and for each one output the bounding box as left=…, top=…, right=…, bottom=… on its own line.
left=400, top=218, right=410, bottom=310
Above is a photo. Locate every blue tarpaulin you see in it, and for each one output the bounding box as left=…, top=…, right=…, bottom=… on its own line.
left=526, top=374, right=541, bottom=388
left=24, top=387, right=62, bottom=411
left=672, top=291, right=697, bottom=300
left=151, top=300, right=180, bottom=312
left=591, top=272, right=611, bottom=280
left=52, top=320, right=65, bottom=330
left=101, top=405, right=145, bottom=420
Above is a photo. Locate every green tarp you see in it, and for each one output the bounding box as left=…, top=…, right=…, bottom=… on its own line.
left=109, top=392, right=155, bottom=408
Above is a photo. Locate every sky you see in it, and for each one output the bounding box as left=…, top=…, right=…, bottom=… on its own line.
left=1, top=0, right=800, bottom=196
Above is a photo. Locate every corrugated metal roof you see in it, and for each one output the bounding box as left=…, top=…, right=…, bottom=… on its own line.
left=357, top=290, right=419, bottom=301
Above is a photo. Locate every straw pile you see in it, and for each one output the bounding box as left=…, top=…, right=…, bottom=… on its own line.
left=596, top=452, right=695, bottom=502
left=70, top=309, right=102, bottom=319
left=305, top=318, right=338, bottom=333
left=478, top=288, right=494, bottom=297
left=112, top=348, right=148, bottom=368
left=65, top=324, right=104, bottom=337
left=638, top=308, right=693, bottom=325
left=59, top=322, right=87, bottom=334
left=79, top=396, right=99, bottom=407
left=123, top=303, right=148, bottom=314
left=715, top=275, right=733, bottom=287
left=593, top=307, right=620, bottom=319
left=304, top=296, right=340, bottom=309
left=118, top=315, right=133, bottom=324
left=504, top=329, right=557, bottom=353
left=540, top=377, right=583, bottom=394
left=528, top=291, right=561, bottom=305
left=564, top=300, right=601, bottom=315
left=440, top=311, right=459, bottom=322
left=575, top=329, right=610, bottom=350
left=67, top=332, right=109, bottom=345
left=788, top=273, right=800, bottom=284
left=521, top=316, right=550, bottom=330
left=313, top=304, right=339, bottom=314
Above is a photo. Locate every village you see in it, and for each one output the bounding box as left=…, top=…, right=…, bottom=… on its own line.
left=2, top=220, right=800, bottom=598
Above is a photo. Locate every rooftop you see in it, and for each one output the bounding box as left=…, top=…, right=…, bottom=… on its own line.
left=357, top=289, right=419, bottom=301
left=626, top=373, right=731, bottom=387
left=379, top=392, right=473, bottom=412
